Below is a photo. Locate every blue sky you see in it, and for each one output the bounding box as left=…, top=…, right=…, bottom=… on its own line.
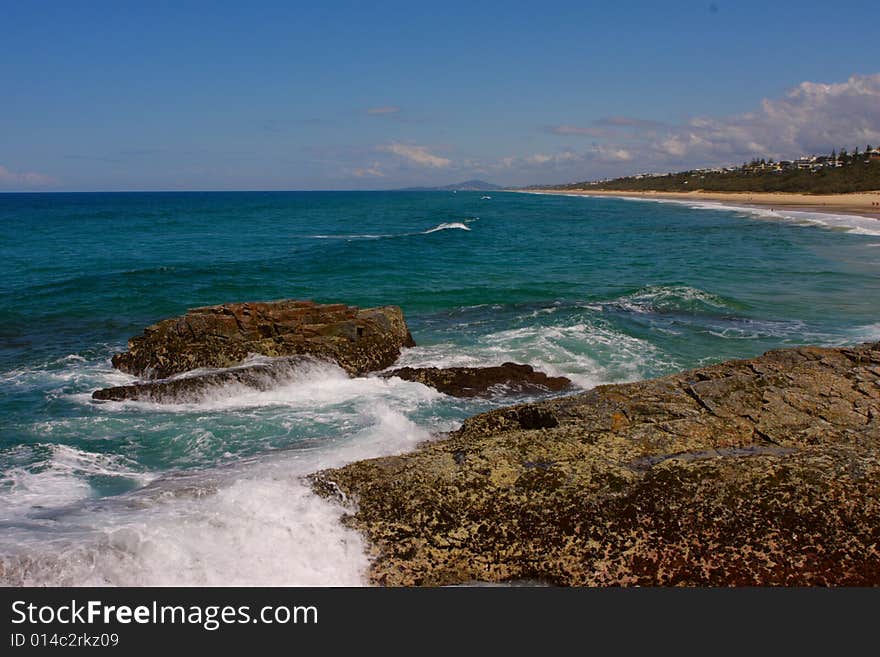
left=2, top=1, right=879, bottom=190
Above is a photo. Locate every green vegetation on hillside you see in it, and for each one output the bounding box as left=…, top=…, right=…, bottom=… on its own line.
left=549, top=149, right=880, bottom=194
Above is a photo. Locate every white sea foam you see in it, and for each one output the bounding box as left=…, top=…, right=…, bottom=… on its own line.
left=0, top=353, right=132, bottom=392
left=0, top=403, right=433, bottom=586
left=588, top=285, right=865, bottom=346
left=90, top=359, right=442, bottom=412
left=588, top=193, right=880, bottom=237
left=523, top=191, right=880, bottom=237
left=393, top=317, right=675, bottom=389
left=0, top=445, right=155, bottom=523
left=850, top=322, right=880, bottom=342
left=422, top=222, right=471, bottom=234
left=0, top=358, right=443, bottom=586
left=606, top=285, right=731, bottom=314
left=308, top=221, right=472, bottom=240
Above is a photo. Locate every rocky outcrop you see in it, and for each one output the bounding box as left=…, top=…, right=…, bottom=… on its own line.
left=110, top=300, right=415, bottom=379
left=381, top=363, right=571, bottom=397
left=311, top=342, right=880, bottom=586
left=93, top=356, right=313, bottom=403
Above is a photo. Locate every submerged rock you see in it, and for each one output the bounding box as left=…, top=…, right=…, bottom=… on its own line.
left=93, top=356, right=312, bottom=403
left=381, top=363, right=572, bottom=397
left=110, top=300, right=415, bottom=379
left=311, top=342, right=880, bottom=586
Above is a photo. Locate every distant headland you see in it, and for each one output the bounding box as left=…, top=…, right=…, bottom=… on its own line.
left=395, top=179, right=502, bottom=192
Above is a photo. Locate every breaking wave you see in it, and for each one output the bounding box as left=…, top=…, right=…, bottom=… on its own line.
left=597, top=285, right=740, bottom=316
left=308, top=221, right=472, bottom=240
left=421, top=222, right=471, bottom=234
left=394, top=311, right=678, bottom=390
left=0, top=444, right=155, bottom=523
left=0, top=358, right=444, bottom=586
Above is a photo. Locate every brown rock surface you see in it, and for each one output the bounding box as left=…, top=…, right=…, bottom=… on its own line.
left=110, top=300, right=415, bottom=379
left=311, top=342, right=880, bottom=586
left=381, top=362, right=572, bottom=397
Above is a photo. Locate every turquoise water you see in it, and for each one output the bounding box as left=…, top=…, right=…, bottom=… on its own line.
left=1, top=190, right=878, bottom=585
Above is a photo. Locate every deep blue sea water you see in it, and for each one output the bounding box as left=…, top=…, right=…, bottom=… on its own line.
left=1, top=190, right=878, bottom=585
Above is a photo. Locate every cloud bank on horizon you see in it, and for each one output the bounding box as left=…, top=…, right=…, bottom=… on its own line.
left=420, top=73, right=880, bottom=187
left=0, top=165, right=55, bottom=189
left=379, top=142, right=451, bottom=169
left=349, top=73, right=880, bottom=188
left=3, top=73, right=880, bottom=191
left=610, top=74, right=880, bottom=168
left=325, top=73, right=880, bottom=188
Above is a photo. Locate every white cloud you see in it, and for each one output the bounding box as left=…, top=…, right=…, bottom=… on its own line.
left=646, top=73, right=880, bottom=163
left=341, top=73, right=880, bottom=187
left=496, top=146, right=633, bottom=171
left=367, top=106, right=401, bottom=115
left=590, top=145, right=633, bottom=162
left=498, top=150, right=581, bottom=169
left=0, top=165, right=56, bottom=188
left=352, top=162, right=385, bottom=177
left=379, top=142, right=451, bottom=168
left=529, top=151, right=580, bottom=164
left=511, top=73, right=880, bottom=185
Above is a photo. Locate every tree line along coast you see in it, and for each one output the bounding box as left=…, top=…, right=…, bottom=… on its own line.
left=541, top=146, right=880, bottom=195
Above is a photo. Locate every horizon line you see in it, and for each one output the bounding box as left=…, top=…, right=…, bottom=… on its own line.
left=0, top=188, right=518, bottom=195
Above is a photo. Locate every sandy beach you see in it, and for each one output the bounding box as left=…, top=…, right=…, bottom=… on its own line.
left=521, top=189, right=880, bottom=220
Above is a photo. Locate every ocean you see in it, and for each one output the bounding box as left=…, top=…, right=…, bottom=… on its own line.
left=1, top=190, right=879, bottom=585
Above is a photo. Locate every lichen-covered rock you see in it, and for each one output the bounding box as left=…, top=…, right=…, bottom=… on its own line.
left=381, top=363, right=571, bottom=397
left=311, top=342, right=880, bottom=586
left=110, top=300, right=415, bottom=379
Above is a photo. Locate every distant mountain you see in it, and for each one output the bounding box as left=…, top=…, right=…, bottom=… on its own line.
left=397, top=180, right=503, bottom=191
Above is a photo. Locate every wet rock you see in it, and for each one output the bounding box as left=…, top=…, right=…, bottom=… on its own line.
left=110, top=300, right=415, bottom=379
left=381, top=362, right=572, bottom=398
left=311, top=342, right=880, bottom=586
left=93, top=356, right=312, bottom=403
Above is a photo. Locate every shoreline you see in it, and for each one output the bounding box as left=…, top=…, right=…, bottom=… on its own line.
left=516, top=189, right=880, bottom=220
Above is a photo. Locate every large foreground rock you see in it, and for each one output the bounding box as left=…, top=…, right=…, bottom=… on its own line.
left=110, top=300, right=415, bottom=379
left=311, top=342, right=880, bottom=586
left=381, top=363, right=571, bottom=397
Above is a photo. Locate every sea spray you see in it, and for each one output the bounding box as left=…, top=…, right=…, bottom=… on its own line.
left=0, top=401, right=435, bottom=586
